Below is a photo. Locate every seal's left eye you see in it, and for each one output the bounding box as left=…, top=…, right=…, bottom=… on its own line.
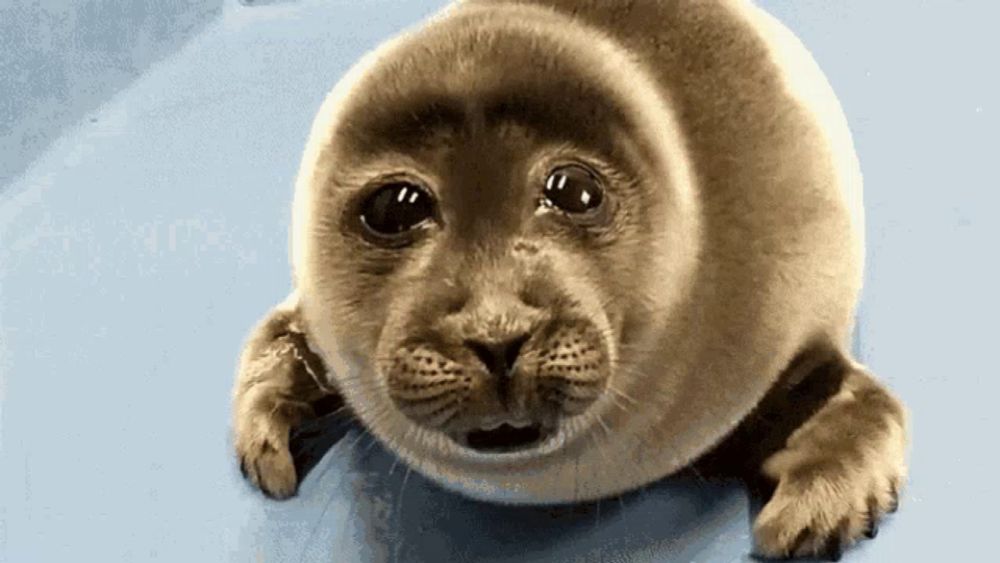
left=360, top=182, right=436, bottom=237
left=542, top=165, right=604, bottom=214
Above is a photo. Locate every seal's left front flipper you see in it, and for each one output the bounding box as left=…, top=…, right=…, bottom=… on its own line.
left=750, top=362, right=908, bottom=560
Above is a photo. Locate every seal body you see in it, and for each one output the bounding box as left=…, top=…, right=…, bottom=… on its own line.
left=289, top=0, right=865, bottom=504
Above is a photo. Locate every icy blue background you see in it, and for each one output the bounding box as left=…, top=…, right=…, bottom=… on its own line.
left=1, top=1, right=994, bottom=561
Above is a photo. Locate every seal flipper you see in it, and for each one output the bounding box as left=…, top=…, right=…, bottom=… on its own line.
left=688, top=344, right=906, bottom=560
left=279, top=325, right=358, bottom=481
left=232, top=296, right=348, bottom=499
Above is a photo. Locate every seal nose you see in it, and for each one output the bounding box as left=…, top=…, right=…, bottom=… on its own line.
left=465, top=334, right=530, bottom=409
left=464, top=334, right=529, bottom=380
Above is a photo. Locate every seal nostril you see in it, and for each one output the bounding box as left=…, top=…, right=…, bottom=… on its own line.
left=504, top=334, right=529, bottom=375
left=466, top=341, right=503, bottom=379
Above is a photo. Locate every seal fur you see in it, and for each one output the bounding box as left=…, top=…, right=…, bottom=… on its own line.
left=232, top=1, right=907, bottom=558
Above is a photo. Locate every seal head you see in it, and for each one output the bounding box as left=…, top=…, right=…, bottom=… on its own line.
left=234, top=3, right=897, bottom=555
left=292, top=3, right=701, bottom=503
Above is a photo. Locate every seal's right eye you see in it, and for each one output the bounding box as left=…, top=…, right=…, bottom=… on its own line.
left=359, top=182, right=436, bottom=239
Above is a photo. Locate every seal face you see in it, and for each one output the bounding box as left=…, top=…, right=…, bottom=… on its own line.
left=291, top=2, right=701, bottom=501
left=369, top=155, right=620, bottom=455
left=288, top=0, right=862, bottom=504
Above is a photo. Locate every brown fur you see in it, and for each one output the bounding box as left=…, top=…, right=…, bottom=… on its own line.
left=231, top=0, right=908, bottom=559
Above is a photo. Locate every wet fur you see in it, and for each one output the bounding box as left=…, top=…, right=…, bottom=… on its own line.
left=231, top=0, right=908, bottom=559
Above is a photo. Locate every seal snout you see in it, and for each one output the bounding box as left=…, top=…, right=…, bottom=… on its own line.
left=384, top=316, right=610, bottom=454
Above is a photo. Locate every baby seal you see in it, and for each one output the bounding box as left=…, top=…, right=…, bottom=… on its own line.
left=231, top=0, right=908, bottom=559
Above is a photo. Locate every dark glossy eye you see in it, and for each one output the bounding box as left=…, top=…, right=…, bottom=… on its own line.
left=542, top=165, right=604, bottom=214
left=359, top=182, right=436, bottom=237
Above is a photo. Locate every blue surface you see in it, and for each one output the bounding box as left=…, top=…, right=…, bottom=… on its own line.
left=0, top=0, right=226, bottom=187
left=1, top=1, right=996, bottom=561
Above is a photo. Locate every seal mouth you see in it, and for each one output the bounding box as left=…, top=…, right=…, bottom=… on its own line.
left=454, top=419, right=549, bottom=453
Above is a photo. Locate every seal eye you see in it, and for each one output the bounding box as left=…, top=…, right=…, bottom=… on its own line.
left=542, top=165, right=604, bottom=214
left=359, top=182, right=436, bottom=237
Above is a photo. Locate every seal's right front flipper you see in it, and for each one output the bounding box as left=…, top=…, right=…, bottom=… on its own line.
left=231, top=295, right=344, bottom=499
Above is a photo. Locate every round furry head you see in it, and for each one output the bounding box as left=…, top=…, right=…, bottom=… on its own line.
left=289, top=0, right=861, bottom=504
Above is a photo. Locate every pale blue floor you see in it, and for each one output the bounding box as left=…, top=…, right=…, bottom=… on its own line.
left=1, top=1, right=996, bottom=561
